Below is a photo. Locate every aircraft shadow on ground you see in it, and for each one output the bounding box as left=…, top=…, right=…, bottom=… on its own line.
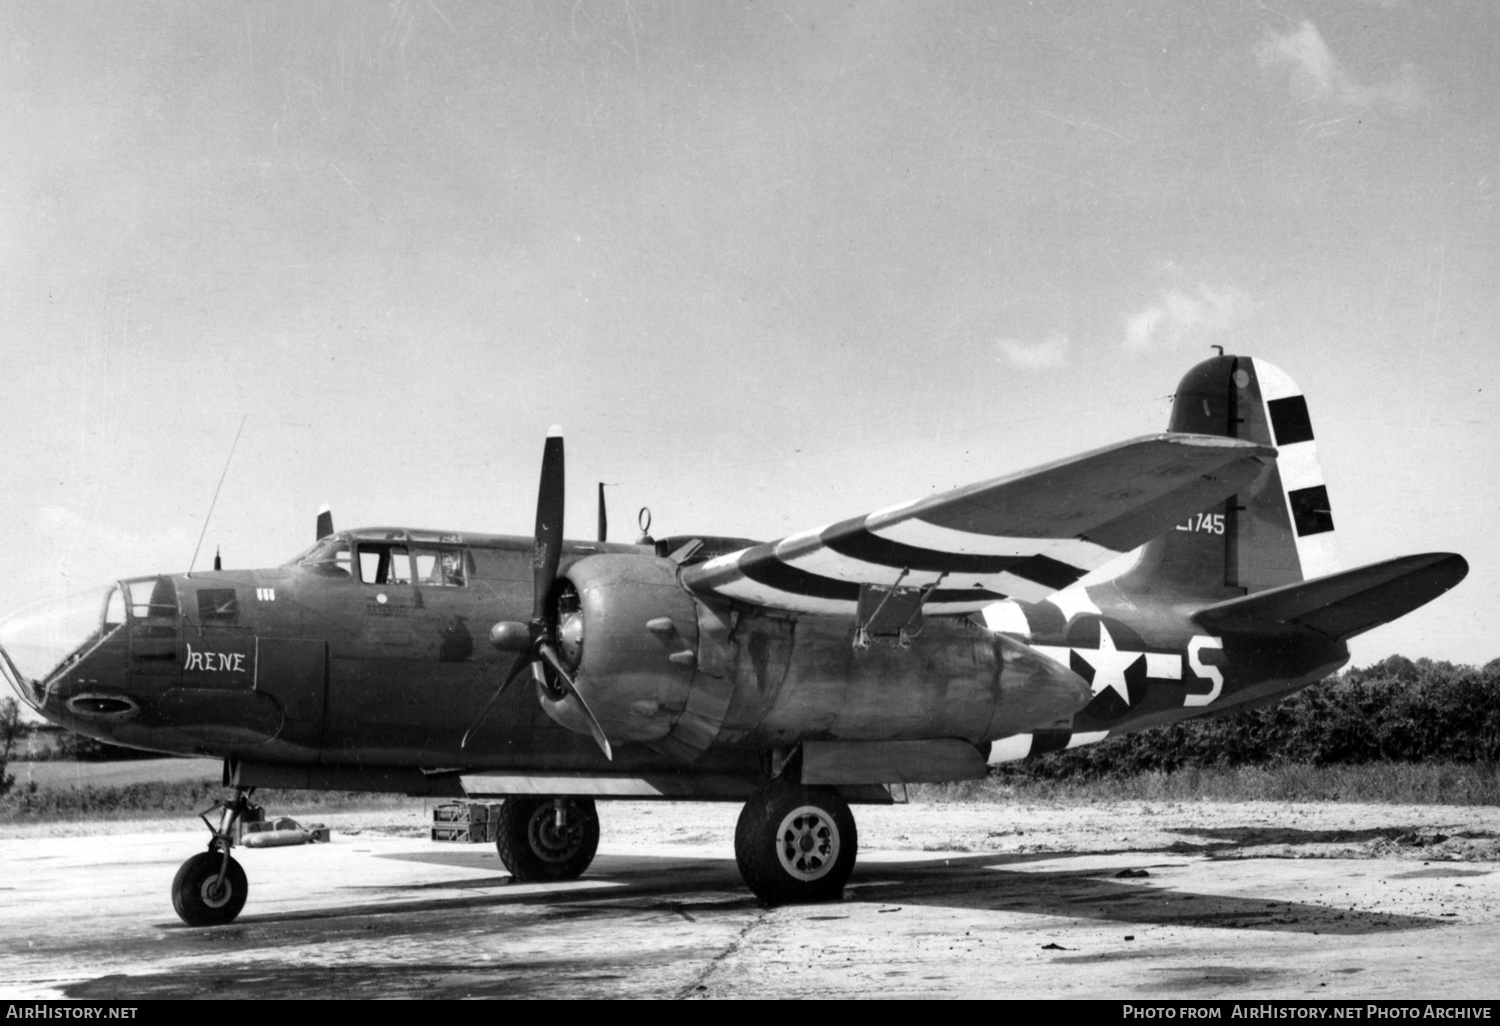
left=1158, top=824, right=1499, bottom=855
left=843, top=851, right=1438, bottom=935
left=185, top=846, right=1440, bottom=938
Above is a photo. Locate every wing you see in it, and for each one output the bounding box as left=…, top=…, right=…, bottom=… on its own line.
left=681, top=433, right=1273, bottom=616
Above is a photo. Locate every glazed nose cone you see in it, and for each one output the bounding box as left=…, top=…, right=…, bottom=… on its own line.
left=0, top=585, right=119, bottom=707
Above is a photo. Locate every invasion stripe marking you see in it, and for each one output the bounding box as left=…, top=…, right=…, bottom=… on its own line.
left=988, top=735, right=1033, bottom=763
left=772, top=523, right=837, bottom=561
left=782, top=549, right=1066, bottom=604
left=707, top=579, right=853, bottom=616
left=869, top=518, right=1118, bottom=567
left=986, top=730, right=1111, bottom=763
left=981, top=601, right=1032, bottom=639
left=1065, top=730, right=1109, bottom=749
left=739, top=556, right=860, bottom=602
left=1028, top=729, right=1072, bottom=757
left=710, top=578, right=1006, bottom=616
left=737, top=555, right=1007, bottom=607
left=824, top=528, right=1089, bottom=590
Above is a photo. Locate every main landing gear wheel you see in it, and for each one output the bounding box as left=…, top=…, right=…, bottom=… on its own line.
left=735, top=781, right=858, bottom=905
left=496, top=796, right=600, bottom=882
left=172, top=851, right=248, bottom=927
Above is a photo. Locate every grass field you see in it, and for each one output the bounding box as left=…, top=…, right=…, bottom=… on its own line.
left=0, top=759, right=414, bottom=826
left=8, top=758, right=221, bottom=789
left=924, top=760, right=1500, bottom=805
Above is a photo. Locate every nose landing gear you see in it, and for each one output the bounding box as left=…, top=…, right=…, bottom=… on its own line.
left=173, top=786, right=259, bottom=927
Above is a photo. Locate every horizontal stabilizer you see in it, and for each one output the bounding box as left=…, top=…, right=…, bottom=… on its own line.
left=1192, top=553, right=1468, bottom=641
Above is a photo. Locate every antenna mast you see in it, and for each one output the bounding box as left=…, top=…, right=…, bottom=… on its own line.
left=188, top=414, right=248, bottom=576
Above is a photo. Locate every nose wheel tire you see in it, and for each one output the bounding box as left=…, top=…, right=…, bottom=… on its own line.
left=735, top=782, right=857, bottom=905
left=496, top=796, right=600, bottom=882
left=172, top=851, right=248, bottom=927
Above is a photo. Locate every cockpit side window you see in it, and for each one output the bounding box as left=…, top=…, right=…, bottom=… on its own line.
left=124, top=576, right=179, bottom=663
left=126, top=577, right=177, bottom=619
left=412, top=547, right=471, bottom=587
left=358, top=544, right=411, bottom=585
left=196, top=588, right=240, bottom=624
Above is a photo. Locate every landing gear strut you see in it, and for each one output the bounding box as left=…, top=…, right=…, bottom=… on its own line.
left=735, top=781, right=858, bottom=905
left=172, top=786, right=258, bottom=927
left=495, top=796, right=600, bottom=882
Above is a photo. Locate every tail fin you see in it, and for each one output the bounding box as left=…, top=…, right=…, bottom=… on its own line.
left=1117, top=355, right=1339, bottom=601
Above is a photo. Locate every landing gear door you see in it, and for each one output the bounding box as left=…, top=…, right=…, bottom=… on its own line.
left=254, top=637, right=327, bottom=753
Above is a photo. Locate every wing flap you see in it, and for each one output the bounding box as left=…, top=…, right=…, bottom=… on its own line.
left=682, top=433, right=1273, bottom=615
left=1192, top=553, right=1468, bottom=641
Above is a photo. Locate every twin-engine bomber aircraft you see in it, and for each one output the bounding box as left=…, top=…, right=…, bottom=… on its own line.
left=0, top=355, right=1467, bottom=926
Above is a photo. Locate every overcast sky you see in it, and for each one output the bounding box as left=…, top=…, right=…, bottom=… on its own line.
left=2, top=1, right=1495, bottom=667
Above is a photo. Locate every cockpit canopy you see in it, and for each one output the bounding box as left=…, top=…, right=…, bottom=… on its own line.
left=291, top=531, right=474, bottom=587
left=0, top=577, right=174, bottom=708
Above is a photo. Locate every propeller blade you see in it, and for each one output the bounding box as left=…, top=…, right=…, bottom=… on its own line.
left=532, top=427, right=565, bottom=623
left=459, top=691, right=499, bottom=750
left=597, top=482, right=608, bottom=543
left=478, top=427, right=611, bottom=760
left=316, top=503, right=334, bottom=541
left=538, top=642, right=612, bottom=761
left=500, top=651, right=534, bottom=694
left=460, top=652, right=533, bottom=749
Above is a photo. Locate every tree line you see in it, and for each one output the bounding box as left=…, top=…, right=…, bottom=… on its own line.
left=998, top=655, right=1500, bottom=781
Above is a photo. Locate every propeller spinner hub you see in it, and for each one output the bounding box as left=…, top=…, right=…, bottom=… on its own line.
left=489, top=621, right=534, bottom=652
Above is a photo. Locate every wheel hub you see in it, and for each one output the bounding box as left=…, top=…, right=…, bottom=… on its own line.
left=528, top=804, right=585, bottom=864
left=199, top=876, right=233, bottom=909
left=775, top=806, right=839, bottom=881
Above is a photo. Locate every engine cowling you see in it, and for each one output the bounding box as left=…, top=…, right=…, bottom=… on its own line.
left=539, top=554, right=706, bottom=750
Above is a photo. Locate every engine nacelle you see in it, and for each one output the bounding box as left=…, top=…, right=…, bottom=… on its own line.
left=539, top=554, right=708, bottom=751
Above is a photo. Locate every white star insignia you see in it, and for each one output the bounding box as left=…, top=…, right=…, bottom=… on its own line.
left=1074, top=621, right=1143, bottom=705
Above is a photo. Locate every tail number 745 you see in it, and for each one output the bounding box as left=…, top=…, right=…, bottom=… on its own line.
left=1176, top=512, right=1225, bottom=535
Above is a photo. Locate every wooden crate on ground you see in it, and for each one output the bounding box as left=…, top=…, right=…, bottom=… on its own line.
left=431, top=802, right=502, bottom=842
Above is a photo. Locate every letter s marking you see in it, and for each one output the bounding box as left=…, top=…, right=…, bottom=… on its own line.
left=1184, top=635, right=1224, bottom=708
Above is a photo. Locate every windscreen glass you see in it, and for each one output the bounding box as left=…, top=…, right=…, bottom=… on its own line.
left=0, top=586, right=119, bottom=703
left=296, top=537, right=353, bottom=578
